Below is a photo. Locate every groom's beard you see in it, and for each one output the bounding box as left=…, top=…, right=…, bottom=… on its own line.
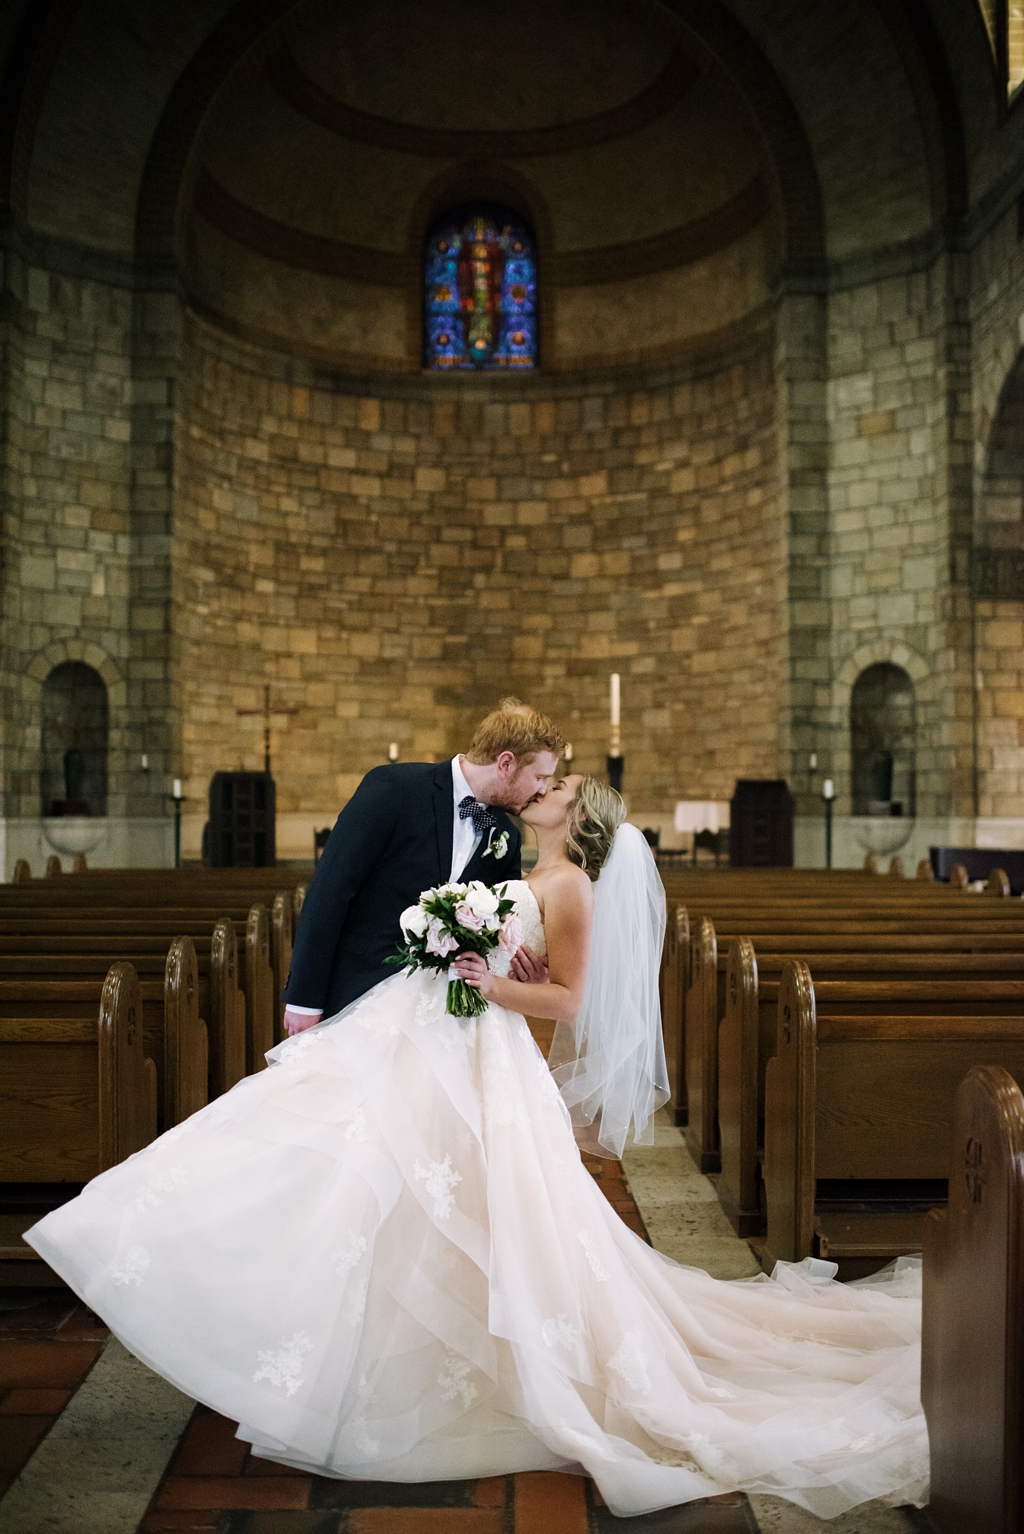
left=488, top=771, right=538, bottom=816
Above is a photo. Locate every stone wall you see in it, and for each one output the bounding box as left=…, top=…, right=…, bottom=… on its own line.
left=968, top=202, right=1024, bottom=827
left=782, top=251, right=966, bottom=822
left=0, top=244, right=176, bottom=871
left=173, top=311, right=784, bottom=856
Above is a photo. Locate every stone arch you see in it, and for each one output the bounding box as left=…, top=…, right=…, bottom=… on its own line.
left=25, top=640, right=125, bottom=707
left=26, top=641, right=126, bottom=823
left=834, top=640, right=931, bottom=711
left=40, top=661, right=109, bottom=817
left=132, top=0, right=824, bottom=275
left=975, top=346, right=1024, bottom=579
left=849, top=662, right=917, bottom=817
left=827, top=642, right=934, bottom=815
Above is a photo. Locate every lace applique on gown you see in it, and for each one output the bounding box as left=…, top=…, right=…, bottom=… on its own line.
left=26, top=884, right=927, bottom=1520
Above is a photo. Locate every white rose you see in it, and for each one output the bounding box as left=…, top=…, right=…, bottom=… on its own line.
left=400, top=905, right=428, bottom=937
left=464, top=883, right=500, bottom=917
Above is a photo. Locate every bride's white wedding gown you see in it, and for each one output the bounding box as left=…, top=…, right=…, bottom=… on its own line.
left=27, top=883, right=927, bottom=1520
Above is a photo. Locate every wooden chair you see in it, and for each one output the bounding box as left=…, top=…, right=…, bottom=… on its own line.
left=917, top=858, right=935, bottom=881
left=45, top=855, right=61, bottom=877
left=12, top=860, right=31, bottom=883
left=922, top=1064, right=1024, bottom=1534
left=863, top=853, right=879, bottom=873
left=72, top=853, right=88, bottom=872
left=987, top=867, right=1012, bottom=898
left=888, top=856, right=904, bottom=878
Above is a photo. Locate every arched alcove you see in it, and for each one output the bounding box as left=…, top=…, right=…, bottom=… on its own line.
left=850, top=663, right=916, bottom=817
left=41, top=662, right=109, bottom=816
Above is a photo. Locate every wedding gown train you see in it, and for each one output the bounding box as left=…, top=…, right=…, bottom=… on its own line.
left=26, top=883, right=927, bottom=1520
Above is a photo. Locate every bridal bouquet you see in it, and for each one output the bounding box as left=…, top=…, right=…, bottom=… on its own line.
left=389, top=880, right=522, bottom=1017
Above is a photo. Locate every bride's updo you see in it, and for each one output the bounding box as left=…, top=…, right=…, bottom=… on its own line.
left=564, top=776, right=626, bottom=881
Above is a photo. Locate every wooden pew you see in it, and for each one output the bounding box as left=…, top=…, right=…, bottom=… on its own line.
left=922, top=1064, right=1024, bottom=1534
left=271, top=890, right=292, bottom=1044
left=659, top=904, right=689, bottom=1123
left=0, top=902, right=273, bottom=1091
left=0, top=962, right=158, bottom=1284
left=762, top=961, right=1024, bottom=1276
left=164, top=937, right=208, bottom=1126
left=684, top=909, right=1024, bottom=1179
left=0, top=920, right=249, bottom=1118
left=715, top=938, right=1024, bottom=1231
left=660, top=876, right=991, bottom=1101
left=0, top=962, right=158, bottom=1175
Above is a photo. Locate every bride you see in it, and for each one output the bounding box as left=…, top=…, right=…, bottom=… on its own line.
left=26, top=774, right=927, bottom=1521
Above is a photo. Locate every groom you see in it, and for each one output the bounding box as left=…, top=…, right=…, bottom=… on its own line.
left=282, top=698, right=565, bottom=1034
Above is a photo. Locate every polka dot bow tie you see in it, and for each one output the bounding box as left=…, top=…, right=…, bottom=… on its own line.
left=459, top=796, right=497, bottom=836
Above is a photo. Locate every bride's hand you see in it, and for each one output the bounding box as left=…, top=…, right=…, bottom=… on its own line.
left=510, top=945, right=548, bottom=984
left=450, top=952, right=496, bottom=997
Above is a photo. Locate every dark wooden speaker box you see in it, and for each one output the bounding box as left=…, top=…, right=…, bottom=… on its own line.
left=208, top=772, right=276, bottom=867
left=728, top=780, right=794, bottom=868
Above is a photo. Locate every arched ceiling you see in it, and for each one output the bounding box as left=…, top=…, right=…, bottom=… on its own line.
left=0, top=0, right=1012, bottom=367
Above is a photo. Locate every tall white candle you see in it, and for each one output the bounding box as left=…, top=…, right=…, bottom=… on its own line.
left=172, top=779, right=182, bottom=800
left=610, top=673, right=620, bottom=729
left=388, top=743, right=398, bottom=761
left=823, top=779, right=835, bottom=801
left=564, top=743, right=573, bottom=762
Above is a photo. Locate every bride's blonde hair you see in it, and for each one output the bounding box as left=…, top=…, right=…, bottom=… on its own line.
left=564, top=776, right=626, bottom=881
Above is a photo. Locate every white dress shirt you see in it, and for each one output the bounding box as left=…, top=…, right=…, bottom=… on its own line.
left=450, top=754, right=488, bottom=880
left=287, top=757, right=490, bottom=1020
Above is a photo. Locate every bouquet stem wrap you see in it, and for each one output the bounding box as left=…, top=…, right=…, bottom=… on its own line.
left=388, top=880, right=520, bottom=1017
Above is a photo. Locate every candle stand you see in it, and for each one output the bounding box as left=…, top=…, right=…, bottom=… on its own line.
left=607, top=755, right=624, bottom=794
left=169, top=789, right=184, bottom=868
left=822, top=781, right=835, bottom=869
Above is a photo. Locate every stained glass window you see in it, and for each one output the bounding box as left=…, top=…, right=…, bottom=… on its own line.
left=424, top=204, right=537, bottom=371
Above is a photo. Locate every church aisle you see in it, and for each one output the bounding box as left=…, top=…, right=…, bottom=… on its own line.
left=0, top=1117, right=932, bottom=1533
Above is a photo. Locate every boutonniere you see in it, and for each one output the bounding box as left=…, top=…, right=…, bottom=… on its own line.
left=485, top=830, right=509, bottom=861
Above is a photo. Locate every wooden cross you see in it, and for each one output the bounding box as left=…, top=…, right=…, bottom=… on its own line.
left=235, top=684, right=300, bottom=775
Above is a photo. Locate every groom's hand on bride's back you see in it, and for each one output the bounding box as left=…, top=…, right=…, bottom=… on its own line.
left=510, top=945, right=548, bottom=984
left=284, top=1006, right=323, bottom=1036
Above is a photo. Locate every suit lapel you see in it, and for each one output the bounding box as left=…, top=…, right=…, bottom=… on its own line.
left=432, top=760, right=455, bottom=882
left=462, top=812, right=512, bottom=884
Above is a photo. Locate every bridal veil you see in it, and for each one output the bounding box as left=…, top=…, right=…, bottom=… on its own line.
left=549, top=822, right=670, bottom=1157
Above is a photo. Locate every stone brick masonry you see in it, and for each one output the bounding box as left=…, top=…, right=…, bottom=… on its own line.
left=173, top=313, right=783, bottom=845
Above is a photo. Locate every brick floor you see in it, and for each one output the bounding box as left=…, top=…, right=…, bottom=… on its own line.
left=0, top=1288, right=108, bottom=1497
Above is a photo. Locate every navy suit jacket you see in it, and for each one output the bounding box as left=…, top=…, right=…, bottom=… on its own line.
left=283, top=760, right=522, bottom=1017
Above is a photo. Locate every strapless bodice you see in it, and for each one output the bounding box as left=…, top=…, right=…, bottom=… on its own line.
left=500, top=879, right=545, bottom=957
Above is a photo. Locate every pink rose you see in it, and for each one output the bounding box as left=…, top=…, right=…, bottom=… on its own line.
left=455, top=901, right=485, bottom=932
left=425, top=917, right=460, bottom=958
left=498, top=913, right=524, bottom=954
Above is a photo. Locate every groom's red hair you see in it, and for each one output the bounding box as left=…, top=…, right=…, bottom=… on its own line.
left=467, top=697, right=566, bottom=765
